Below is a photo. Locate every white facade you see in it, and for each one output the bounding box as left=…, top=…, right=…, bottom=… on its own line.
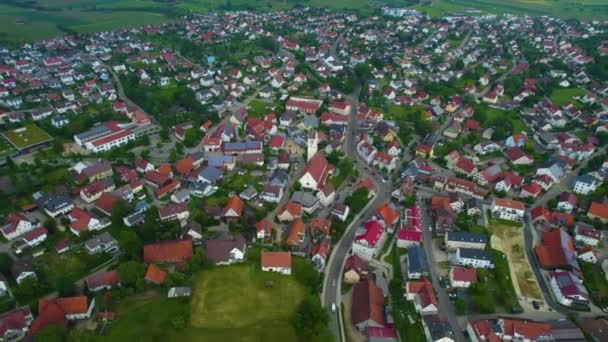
left=261, top=266, right=291, bottom=275
left=491, top=200, right=525, bottom=222
left=1, top=218, right=37, bottom=241
left=452, top=249, right=493, bottom=269
left=84, top=131, right=136, bottom=153
left=573, top=179, right=598, bottom=195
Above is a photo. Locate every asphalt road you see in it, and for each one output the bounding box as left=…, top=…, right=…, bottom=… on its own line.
left=417, top=190, right=467, bottom=342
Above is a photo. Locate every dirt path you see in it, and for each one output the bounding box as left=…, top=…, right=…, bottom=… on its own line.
left=489, top=225, right=542, bottom=300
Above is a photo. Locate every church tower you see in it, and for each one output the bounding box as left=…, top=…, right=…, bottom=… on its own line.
left=307, top=129, right=318, bottom=161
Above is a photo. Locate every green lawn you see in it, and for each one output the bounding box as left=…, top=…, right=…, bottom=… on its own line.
left=2, top=124, right=52, bottom=150
left=190, top=264, right=305, bottom=340
left=550, top=88, right=586, bottom=107
left=580, top=261, right=608, bottom=307
left=416, top=0, right=608, bottom=19
left=93, top=262, right=306, bottom=342
left=248, top=99, right=271, bottom=118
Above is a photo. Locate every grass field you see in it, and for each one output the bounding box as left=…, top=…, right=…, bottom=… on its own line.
left=190, top=264, right=305, bottom=340
left=97, top=262, right=306, bottom=341
left=487, top=222, right=542, bottom=300
left=549, top=87, right=586, bottom=107
left=2, top=124, right=52, bottom=150
left=416, top=0, right=608, bottom=20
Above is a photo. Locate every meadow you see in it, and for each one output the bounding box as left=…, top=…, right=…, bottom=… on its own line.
left=416, top=0, right=608, bottom=20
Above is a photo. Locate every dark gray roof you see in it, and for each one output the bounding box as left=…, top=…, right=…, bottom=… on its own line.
left=407, top=246, right=428, bottom=274
left=459, top=248, right=491, bottom=261
left=447, top=232, right=488, bottom=244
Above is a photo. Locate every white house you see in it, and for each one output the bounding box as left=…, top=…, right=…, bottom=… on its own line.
left=261, top=251, right=291, bottom=275
left=451, top=248, right=493, bottom=269
left=449, top=267, right=477, bottom=288
left=352, top=220, right=386, bottom=261
left=549, top=271, right=589, bottom=307
left=0, top=213, right=38, bottom=241
left=316, top=184, right=335, bottom=207
left=572, top=174, right=599, bottom=195
left=574, top=224, right=602, bottom=246
left=491, top=198, right=525, bottom=222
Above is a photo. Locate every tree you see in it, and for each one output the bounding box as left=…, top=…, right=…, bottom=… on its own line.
left=117, top=230, right=142, bottom=261
left=55, top=275, right=76, bottom=297
left=345, top=187, right=370, bottom=213
left=291, top=296, right=333, bottom=342
left=0, top=253, right=12, bottom=277
left=33, top=324, right=66, bottom=342
left=118, top=261, right=145, bottom=287
left=111, top=199, right=130, bottom=226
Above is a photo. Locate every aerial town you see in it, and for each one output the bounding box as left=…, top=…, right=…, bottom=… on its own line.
left=0, top=3, right=607, bottom=342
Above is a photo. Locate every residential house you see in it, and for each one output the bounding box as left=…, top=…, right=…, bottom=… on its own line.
left=261, top=251, right=292, bottom=275
left=85, top=270, right=120, bottom=292
left=85, top=232, right=118, bottom=255
left=30, top=296, right=95, bottom=334
left=451, top=248, right=493, bottom=269
left=406, top=246, right=428, bottom=279
left=352, top=220, right=386, bottom=261
left=588, top=202, right=608, bottom=223
left=223, top=195, right=244, bottom=223
left=449, top=267, right=477, bottom=288
left=1, top=213, right=38, bottom=241
left=422, top=315, right=454, bottom=342
left=143, top=239, right=193, bottom=264
left=406, top=279, right=438, bottom=315
left=344, top=254, right=368, bottom=284
left=574, top=223, right=602, bottom=246
left=491, top=198, right=525, bottom=221
left=352, top=280, right=385, bottom=331
left=445, top=232, right=487, bottom=251
left=203, top=235, right=247, bottom=265
left=549, top=271, right=589, bottom=307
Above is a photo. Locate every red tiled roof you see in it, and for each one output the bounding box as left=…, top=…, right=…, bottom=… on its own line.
left=451, top=267, right=477, bottom=282
left=144, top=264, right=167, bottom=284
left=224, top=195, right=244, bottom=217
left=143, top=239, right=193, bottom=264
left=261, top=251, right=291, bottom=268
left=588, top=202, right=608, bottom=219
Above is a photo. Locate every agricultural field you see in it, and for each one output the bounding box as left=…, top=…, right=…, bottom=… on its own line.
left=416, top=0, right=608, bottom=20
left=2, top=124, right=52, bottom=151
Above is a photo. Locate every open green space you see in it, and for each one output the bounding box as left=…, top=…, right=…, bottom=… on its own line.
left=248, top=99, right=272, bottom=118
left=580, top=261, right=608, bottom=307
left=549, top=87, right=586, bottom=107
left=93, top=257, right=310, bottom=341
left=416, top=0, right=608, bottom=20
left=191, top=264, right=305, bottom=335
left=2, top=124, right=52, bottom=150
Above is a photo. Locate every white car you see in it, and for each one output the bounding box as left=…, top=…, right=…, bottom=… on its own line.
left=331, top=303, right=336, bottom=313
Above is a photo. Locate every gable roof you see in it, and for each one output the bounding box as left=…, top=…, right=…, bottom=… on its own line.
left=224, top=195, right=244, bottom=217
left=261, top=251, right=291, bottom=268
left=144, top=264, right=167, bottom=284
left=351, top=280, right=385, bottom=326
left=143, top=239, right=193, bottom=264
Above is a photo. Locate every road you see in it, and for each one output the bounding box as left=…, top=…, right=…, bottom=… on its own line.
left=521, top=144, right=608, bottom=318
left=321, top=73, right=394, bottom=339
left=417, top=190, right=467, bottom=342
